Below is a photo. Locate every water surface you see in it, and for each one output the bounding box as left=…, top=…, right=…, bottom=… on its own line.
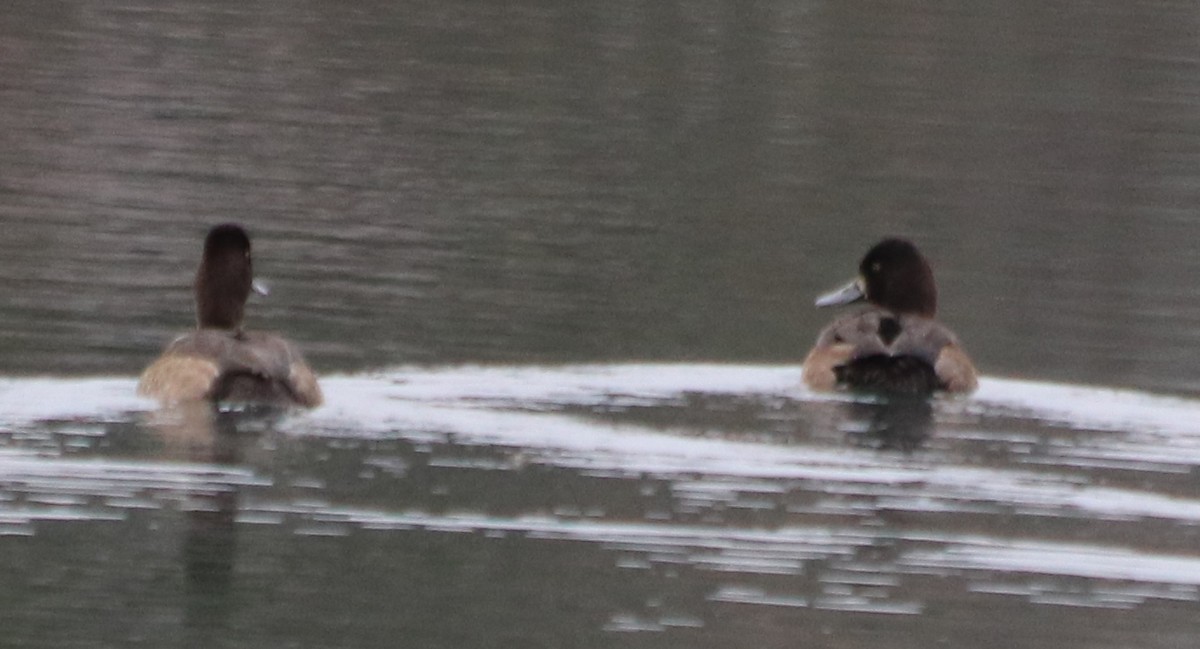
left=3, top=0, right=1200, bottom=646
left=4, top=368, right=1200, bottom=648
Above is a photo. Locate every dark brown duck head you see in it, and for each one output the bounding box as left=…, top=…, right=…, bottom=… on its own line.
left=815, top=238, right=938, bottom=318
left=194, top=223, right=259, bottom=330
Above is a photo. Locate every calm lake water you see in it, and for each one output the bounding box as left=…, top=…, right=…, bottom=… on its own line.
left=4, top=1, right=1200, bottom=647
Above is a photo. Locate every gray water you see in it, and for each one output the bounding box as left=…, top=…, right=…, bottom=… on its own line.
left=4, top=1, right=1200, bottom=647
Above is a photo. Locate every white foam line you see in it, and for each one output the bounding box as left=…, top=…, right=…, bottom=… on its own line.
left=307, top=384, right=1200, bottom=526
left=4, top=366, right=1199, bottom=527
left=4, top=365, right=1200, bottom=442
left=253, top=504, right=876, bottom=555
left=0, top=455, right=265, bottom=491
left=901, top=536, right=1200, bottom=588
left=305, top=397, right=925, bottom=481
left=973, top=376, right=1200, bottom=437
left=350, top=363, right=805, bottom=405
left=321, top=366, right=1200, bottom=439
left=254, top=500, right=1200, bottom=592
left=0, top=377, right=149, bottom=425
left=709, top=585, right=809, bottom=608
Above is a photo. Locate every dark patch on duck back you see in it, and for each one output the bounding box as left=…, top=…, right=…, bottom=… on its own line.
left=878, top=316, right=902, bottom=346
left=834, top=354, right=941, bottom=396
left=211, top=371, right=300, bottom=406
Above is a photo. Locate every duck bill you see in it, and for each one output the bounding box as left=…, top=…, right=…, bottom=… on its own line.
left=814, top=278, right=866, bottom=308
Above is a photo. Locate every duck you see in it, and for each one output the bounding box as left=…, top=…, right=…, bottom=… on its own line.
left=801, top=237, right=978, bottom=395
left=138, top=224, right=324, bottom=408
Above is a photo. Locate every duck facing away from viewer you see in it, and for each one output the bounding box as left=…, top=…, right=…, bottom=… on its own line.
left=138, top=224, right=323, bottom=408
left=801, top=238, right=978, bottom=395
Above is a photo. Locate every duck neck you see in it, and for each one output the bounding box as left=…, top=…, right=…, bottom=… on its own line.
left=193, top=255, right=251, bottom=330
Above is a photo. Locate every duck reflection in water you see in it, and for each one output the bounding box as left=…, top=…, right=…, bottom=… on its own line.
left=840, top=397, right=934, bottom=452
left=802, top=238, right=977, bottom=450
left=144, top=404, right=270, bottom=630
